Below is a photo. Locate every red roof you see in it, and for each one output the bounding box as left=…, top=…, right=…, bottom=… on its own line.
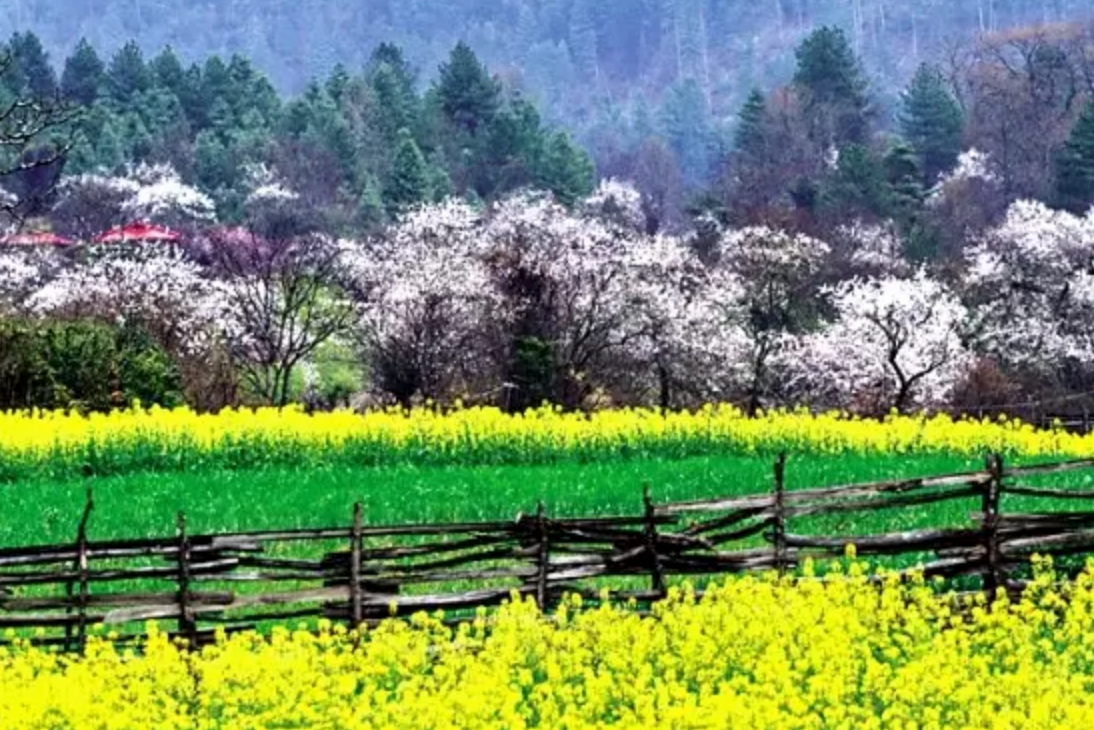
left=1, top=231, right=74, bottom=247
left=94, top=222, right=182, bottom=243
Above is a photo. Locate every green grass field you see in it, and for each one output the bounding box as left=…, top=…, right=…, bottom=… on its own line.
left=0, top=452, right=1004, bottom=547
left=5, top=451, right=1094, bottom=643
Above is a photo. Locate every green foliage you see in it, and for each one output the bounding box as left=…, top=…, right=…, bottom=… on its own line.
left=0, top=318, right=182, bottom=413
left=0, top=454, right=982, bottom=542
left=1055, top=99, right=1094, bottom=214
left=535, top=131, right=595, bottom=206
left=5, top=30, right=57, bottom=98
left=106, top=40, right=150, bottom=106
left=821, top=143, right=887, bottom=218
left=385, top=127, right=432, bottom=215
left=793, top=26, right=872, bottom=147
left=734, top=88, right=768, bottom=162
left=883, top=141, right=926, bottom=226
left=60, top=38, right=104, bottom=105
left=899, top=63, right=964, bottom=185
left=436, top=41, right=500, bottom=137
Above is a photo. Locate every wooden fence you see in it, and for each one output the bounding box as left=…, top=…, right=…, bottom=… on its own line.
left=5, top=454, right=1094, bottom=651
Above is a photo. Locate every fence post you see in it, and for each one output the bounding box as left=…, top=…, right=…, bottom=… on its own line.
left=63, top=489, right=94, bottom=652
left=349, top=503, right=364, bottom=629
left=643, top=485, right=667, bottom=599
left=534, top=502, right=549, bottom=612
left=176, top=512, right=197, bottom=647
left=75, top=489, right=93, bottom=652
left=981, top=453, right=1004, bottom=597
left=773, top=453, right=788, bottom=575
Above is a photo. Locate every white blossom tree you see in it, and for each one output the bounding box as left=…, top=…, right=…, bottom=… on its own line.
left=50, top=173, right=138, bottom=241
left=701, top=226, right=831, bottom=411
left=795, top=270, right=972, bottom=412
left=484, top=192, right=655, bottom=409
left=120, top=163, right=216, bottom=230
left=210, top=227, right=356, bottom=406
left=27, top=243, right=233, bottom=357
left=345, top=199, right=500, bottom=406
left=0, top=247, right=50, bottom=314
left=579, top=178, right=646, bottom=232
left=963, top=199, right=1094, bottom=376
left=832, top=220, right=911, bottom=276
left=51, top=164, right=215, bottom=241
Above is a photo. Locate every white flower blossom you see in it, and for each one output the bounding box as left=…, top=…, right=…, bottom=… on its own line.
left=580, top=178, right=645, bottom=231
left=28, top=244, right=234, bottom=355
left=795, top=271, right=972, bottom=411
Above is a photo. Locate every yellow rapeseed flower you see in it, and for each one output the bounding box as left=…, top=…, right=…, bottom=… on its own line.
left=2, top=563, right=1094, bottom=728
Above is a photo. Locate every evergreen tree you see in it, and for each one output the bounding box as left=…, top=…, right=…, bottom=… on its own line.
left=106, top=41, right=150, bottom=106
left=734, top=88, right=768, bottom=161
left=535, top=130, right=595, bottom=206
left=8, top=31, right=57, bottom=98
left=793, top=26, right=872, bottom=147
left=883, top=141, right=926, bottom=226
left=149, top=46, right=187, bottom=99
left=357, top=173, right=386, bottom=227
left=61, top=38, right=105, bottom=105
left=476, top=97, right=543, bottom=196
left=821, top=143, right=888, bottom=219
left=369, top=61, right=416, bottom=146
left=367, top=42, right=417, bottom=94
left=660, top=78, right=712, bottom=186
left=899, top=63, right=964, bottom=185
left=385, top=127, right=432, bottom=215
left=436, top=42, right=500, bottom=137
left=194, top=129, right=233, bottom=190
left=1055, top=100, right=1094, bottom=213
left=93, top=116, right=126, bottom=173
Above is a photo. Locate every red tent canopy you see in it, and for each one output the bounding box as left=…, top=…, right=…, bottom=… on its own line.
left=0, top=231, right=74, bottom=247
left=94, top=222, right=182, bottom=244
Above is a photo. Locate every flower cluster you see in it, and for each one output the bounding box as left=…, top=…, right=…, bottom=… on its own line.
left=27, top=244, right=235, bottom=355
left=0, top=403, right=1086, bottom=481
left=3, top=561, right=1094, bottom=728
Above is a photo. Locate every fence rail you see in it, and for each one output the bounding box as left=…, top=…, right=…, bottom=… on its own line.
left=6, top=453, right=1094, bottom=651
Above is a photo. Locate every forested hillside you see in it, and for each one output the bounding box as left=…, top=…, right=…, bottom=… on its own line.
left=6, top=1, right=1094, bottom=188
left=0, top=36, right=596, bottom=231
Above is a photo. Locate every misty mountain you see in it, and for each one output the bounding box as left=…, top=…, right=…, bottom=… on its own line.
left=7, top=1, right=1094, bottom=122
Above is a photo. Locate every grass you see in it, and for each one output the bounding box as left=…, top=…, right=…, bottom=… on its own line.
left=0, top=452, right=991, bottom=547
left=6, top=451, right=1094, bottom=644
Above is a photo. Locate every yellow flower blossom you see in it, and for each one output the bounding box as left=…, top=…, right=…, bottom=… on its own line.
left=2, top=564, right=1094, bottom=728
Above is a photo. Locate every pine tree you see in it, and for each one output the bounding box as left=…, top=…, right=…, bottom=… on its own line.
left=385, top=127, right=431, bottom=216
left=793, top=26, right=872, bottom=147
left=436, top=42, right=500, bottom=137
left=369, top=63, right=416, bottom=146
left=734, top=88, right=767, bottom=161
left=535, top=131, right=595, bottom=206
left=94, top=117, right=126, bottom=173
left=106, top=41, right=150, bottom=106
left=8, top=31, right=57, bottom=98
left=149, top=46, right=186, bottom=99
left=356, top=173, right=386, bottom=228
left=884, top=141, right=926, bottom=226
left=821, top=143, right=887, bottom=219
left=61, top=38, right=105, bottom=105
left=899, top=63, right=964, bottom=185
left=1055, top=100, right=1094, bottom=213
left=660, top=78, right=712, bottom=186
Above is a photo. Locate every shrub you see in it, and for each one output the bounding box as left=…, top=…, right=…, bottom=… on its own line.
left=0, top=318, right=183, bottom=412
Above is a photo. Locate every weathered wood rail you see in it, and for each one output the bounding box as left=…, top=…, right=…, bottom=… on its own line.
left=5, top=454, right=1094, bottom=651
